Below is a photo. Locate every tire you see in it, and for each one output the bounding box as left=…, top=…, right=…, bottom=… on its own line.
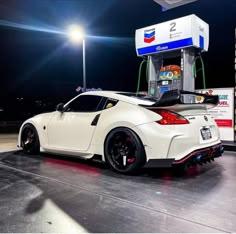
left=104, top=127, right=146, bottom=174
left=21, top=124, right=40, bottom=154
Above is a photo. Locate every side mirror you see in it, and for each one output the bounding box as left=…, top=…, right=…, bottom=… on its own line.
left=56, top=103, right=65, bottom=112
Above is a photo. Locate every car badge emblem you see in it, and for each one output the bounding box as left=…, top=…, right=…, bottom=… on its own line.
left=204, top=116, right=208, bottom=121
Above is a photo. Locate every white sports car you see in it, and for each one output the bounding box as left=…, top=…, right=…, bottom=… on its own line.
left=18, top=90, right=224, bottom=174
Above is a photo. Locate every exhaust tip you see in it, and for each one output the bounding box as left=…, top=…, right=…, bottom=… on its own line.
left=196, top=154, right=202, bottom=162
left=220, top=146, right=224, bottom=154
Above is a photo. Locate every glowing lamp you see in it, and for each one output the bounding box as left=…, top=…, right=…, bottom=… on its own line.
left=67, top=24, right=84, bottom=44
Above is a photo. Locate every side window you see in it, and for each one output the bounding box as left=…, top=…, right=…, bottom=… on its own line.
left=67, top=95, right=103, bottom=112
left=104, top=98, right=118, bottom=109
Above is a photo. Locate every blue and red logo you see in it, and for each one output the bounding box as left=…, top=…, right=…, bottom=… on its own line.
left=144, top=28, right=155, bottom=43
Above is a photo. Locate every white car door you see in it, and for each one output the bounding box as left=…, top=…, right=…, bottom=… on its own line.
left=47, top=95, right=104, bottom=152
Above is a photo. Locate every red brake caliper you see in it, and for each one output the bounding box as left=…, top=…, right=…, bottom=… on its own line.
left=128, top=158, right=135, bottom=163
left=126, top=137, right=136, bottom=164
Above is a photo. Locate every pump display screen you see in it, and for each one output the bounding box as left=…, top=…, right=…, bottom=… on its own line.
left=159, top=86, right=170, bottom=94
left=162, top=80, right=169, bottom=85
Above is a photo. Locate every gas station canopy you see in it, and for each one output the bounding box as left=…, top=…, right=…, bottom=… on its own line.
left=153, top=0, right=198, bottom=10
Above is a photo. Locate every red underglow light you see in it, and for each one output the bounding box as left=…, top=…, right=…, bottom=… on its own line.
left=46, top=158, right=101, bottom=176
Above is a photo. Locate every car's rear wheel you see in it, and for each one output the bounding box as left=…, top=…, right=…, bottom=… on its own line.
left=21, top=124, right=40, bottom=154
left=104, top=128, right=146, bottom=174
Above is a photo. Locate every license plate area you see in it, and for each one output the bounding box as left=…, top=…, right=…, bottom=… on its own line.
left=200, top=127, right=212, bottom=140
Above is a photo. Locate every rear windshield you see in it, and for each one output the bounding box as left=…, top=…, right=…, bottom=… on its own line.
left=117, top=92, right=158, bottom=102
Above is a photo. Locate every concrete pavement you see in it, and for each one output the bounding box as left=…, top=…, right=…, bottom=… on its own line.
left=0, top=134, right=18, bottom=152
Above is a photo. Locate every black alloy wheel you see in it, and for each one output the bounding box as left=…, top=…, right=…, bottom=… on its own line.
left=105, top=128, right=146, bottom=174
left=21, top=124, right=40, bottom=154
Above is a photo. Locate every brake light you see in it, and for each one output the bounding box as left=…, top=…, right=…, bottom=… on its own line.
left=153, top=109, right=189, bottom=125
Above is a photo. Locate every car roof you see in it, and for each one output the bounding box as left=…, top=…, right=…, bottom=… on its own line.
left=79, top=91, right=155, bottom=106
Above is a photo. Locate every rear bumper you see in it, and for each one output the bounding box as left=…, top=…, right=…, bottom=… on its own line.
left=173, top=143, right=224, bottom=165
left=144, top=143, right=224, bottom=168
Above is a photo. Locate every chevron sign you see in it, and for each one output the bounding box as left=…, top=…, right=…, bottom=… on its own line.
left=144, top=28, right=155, bottom=43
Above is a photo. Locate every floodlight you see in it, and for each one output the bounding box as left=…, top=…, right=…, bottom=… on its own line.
left=67, top=24, right=84, bottom=43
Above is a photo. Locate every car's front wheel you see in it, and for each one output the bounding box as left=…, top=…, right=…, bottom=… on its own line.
left=104, top=128, right=146, bottom=174
left=21, top=124, right=40, bottom=154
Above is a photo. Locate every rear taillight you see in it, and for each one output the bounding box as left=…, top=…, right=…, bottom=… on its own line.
left=152, top=109, right=189, bottom=125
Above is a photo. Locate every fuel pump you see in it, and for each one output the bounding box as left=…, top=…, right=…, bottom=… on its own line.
left=135, top=14, right=209, bottom=101
left=157, top=64, right=181, bottom=95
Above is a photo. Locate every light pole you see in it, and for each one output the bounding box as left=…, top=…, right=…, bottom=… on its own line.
left=82, top=38, right=86, bottom=91
left=67, top=24, right=86, bottom=91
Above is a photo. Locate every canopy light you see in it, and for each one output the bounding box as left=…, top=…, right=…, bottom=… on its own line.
left=67, top=24, right=84, bottom=43
left=153, top=0, right=198, bottom=10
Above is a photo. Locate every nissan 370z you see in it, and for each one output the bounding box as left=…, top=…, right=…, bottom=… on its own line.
left=18, top=90, right=224, bottom=174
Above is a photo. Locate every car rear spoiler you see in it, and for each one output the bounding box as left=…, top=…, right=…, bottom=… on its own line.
left=139, top=90, right=219, bottom=108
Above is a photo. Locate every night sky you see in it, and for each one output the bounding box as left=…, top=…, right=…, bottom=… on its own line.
left=0, top=0, right=236, bottom=105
